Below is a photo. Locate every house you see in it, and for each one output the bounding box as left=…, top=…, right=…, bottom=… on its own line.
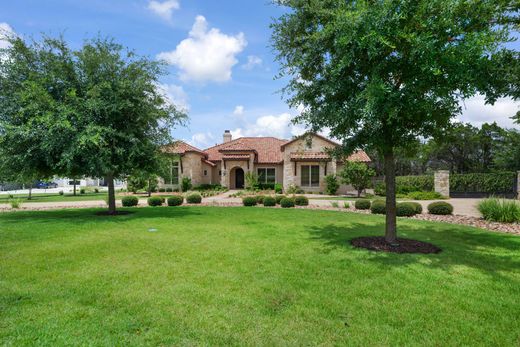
left=161, top=131, right=371, bottom=194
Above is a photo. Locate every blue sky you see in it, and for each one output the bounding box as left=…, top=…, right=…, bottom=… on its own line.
left=1, top=0, right=519, bottom=148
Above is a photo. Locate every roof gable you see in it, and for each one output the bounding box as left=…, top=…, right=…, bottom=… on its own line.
left=205, top=137, right=288, bottom=163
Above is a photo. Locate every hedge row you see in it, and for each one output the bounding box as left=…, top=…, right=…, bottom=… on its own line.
left=450, top=172, right=516, bottom=193
left=375, top=171, right=517, bottom=195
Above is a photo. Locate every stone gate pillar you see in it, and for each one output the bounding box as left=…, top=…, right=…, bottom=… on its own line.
left=517, top=171, right=520, bottom=200
left=434, top=170, right=450, bottom=197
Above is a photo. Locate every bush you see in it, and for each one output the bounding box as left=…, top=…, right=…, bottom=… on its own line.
left=80, top=188, right=86, bottom=194
left=158, top=188, right=166, bottom=193
left=242, top=196, right=257, bottom=206
left=331, top=201, right=339, bottom=208
left=451, top=172, right=517, bottom=194
left=122, top=196, right=139, bottom=207
left=478, top=198, right=520, bottom=223
left=370, top=200, right=386, bottom=214
left=181, top=177, right=192, bottom=192
left=274, top=183, right=283, bottom=194
left=396, top=202, right=417, bottom=217
left=275, top=195, right=286, bottom=204
left=286, top=184, right=304, bottom=194
left=409, top=202, right=423, bottom=214
left=355, top=199, right=371, bottom=210
left=280, top=197, right=295, bottom=208
left=167, top=195, right=183, bottom=206
left=58, top=190, right=64, bottom=196
left=94, top=188, right=99, bottom=193
left=374, top=182, right=386, bottom=196
left=375, top=176, right=434, bottom=196
left=428, top=201, right=453, bottom=215
left=294, top=196, right=309, bottom=206
left=256, top=195, right=265, bottom=204
left=325, top=174, right=340, bottom=195
left=186, top=193, right=202, bottom=204
left=263, top=196, right=276, bottom=206
left=147, top=196, right=163, bottom=206
left=343, top=202, right=350, bottom=209
left=9, top=199, right=22, bottom=209
left=407, top=191, right=445, bottom=200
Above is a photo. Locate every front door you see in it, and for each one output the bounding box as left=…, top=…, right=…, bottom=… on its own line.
left=235, top=168, right=244, bottom=189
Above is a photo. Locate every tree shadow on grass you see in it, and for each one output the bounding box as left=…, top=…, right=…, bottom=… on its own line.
left=0, top=206, right=202, bottom=226
left=307, top=220, right=520, bottom=278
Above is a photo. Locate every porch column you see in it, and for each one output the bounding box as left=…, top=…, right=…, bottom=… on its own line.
left=434, top=170, right=450, bottom=197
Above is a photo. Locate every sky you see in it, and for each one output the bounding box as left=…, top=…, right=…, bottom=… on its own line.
left=1, top=0, right=519, bottom=149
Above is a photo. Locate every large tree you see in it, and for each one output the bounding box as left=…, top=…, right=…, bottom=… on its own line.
left=0, top=35, right=186, bottom=214
left=272, top=0, right=519, bottom=243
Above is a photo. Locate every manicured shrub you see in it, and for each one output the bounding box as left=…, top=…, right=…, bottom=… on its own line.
left=343, top=202, right=350, bottom=209
left=478, top=198, right=520, bottom=223
left=355, top=199, right=371, bottom=210
left=80, top=188, right=86, bottom=194
left=428, top=201, right=453, bottom=215
left=370, top=200, right=386, bottom=214
left=275, top=195, right=286, bottom=204
left=263, top=196, right=276, bottom=206
left=121, top=196, right=139, bottom=207
left=147, top=196, right=163, bottom=207
left=325, top=174, right=339, bottom=195
left=409, top=202, right=423, bottom=214
left=396, top=202, right=417, bottom=217
left=167, top=195, right=183, bottom=206
left=158, top=188, right=166, bottom=192
left=280, top=197, right=295, bottom=208
left=186, top=193, right=202, bottom=204
left=242, top=196, right=257, bottom=206
left=407, top=191, right=445, bottom=200
left=94, top=188, right=99, bottom=193
left=294, top=195, right=309, bottom=206
left=256, top=195, right=265, bottom=204
left=181, top=177, right=192, bottom=192
left=58, top=190, right=64, bottom=195
left=274, top=183, right=283, bottom=194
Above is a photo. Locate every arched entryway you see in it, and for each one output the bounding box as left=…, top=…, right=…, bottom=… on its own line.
left=230, top=167, right=245, bottom=189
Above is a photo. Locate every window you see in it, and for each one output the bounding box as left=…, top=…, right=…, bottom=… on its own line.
left=219, top=170, right=222, bottom=176
left=171, top=161, right=179, bottom=184
left=257, top=168, right=276, bottom=184
left=203, top=170, right=208, bottom=176
left=301, top=165, right=319, bottom=187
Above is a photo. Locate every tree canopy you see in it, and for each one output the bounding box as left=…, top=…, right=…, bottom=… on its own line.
left=272, top=0, right=519, bottom=243
left=0, top=34, right=186, bottom=213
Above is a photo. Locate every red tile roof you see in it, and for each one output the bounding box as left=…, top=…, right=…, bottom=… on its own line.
left=290, top=152, right=332, bottom=161
left=222, top=154, right=251, bottom=160
left=202, top=158, right=216, bottom=167
left=346, top=150, right=371, bottom=163
left=162, top=141, right=206, bottom=157
left=205, top=137, right=288, bottom=164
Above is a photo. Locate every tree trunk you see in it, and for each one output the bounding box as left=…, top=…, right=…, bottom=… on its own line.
left=28, top=186, right=32, bottom=200
left=357, top=188, right=362, bottom=197
left=147, top=178, right=152, bottom=197
left=384, top=149, right=398, bottom=244
left=107, top=174, right=116, bottom=215
left=73, top=178, right=77, bottom=196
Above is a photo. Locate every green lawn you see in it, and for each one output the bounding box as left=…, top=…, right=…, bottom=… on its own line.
left=1, top=207, right=519, bottom=345
left=0, top=193, right=175, bottom=204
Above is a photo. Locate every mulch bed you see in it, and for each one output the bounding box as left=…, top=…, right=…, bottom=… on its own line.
left=351, top=236, right=442, bottom=254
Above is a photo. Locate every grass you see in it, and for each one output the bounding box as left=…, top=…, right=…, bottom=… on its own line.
left=1, top=207, right=519, bottom=345
left=0, top=193, right=176, bottom=204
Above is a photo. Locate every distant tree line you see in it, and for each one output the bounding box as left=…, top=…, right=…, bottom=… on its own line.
left=366, top=121, right=520, bottom=176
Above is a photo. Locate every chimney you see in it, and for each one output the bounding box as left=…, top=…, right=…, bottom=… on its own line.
left=223, top=130, right=232, bottom=143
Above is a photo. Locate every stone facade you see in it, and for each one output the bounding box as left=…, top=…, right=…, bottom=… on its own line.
left=517, top=171, right=520, bottom=200
left=434, top=170, right=450, bottom=197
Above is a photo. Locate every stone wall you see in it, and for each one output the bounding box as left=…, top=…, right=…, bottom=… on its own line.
left=434, top=170, right=450, bottom=197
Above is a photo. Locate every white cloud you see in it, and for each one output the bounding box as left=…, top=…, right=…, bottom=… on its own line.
left=230, top=112, right=305, bottom=139
left=233, top=105, right=244, bottom=116
left=147, top=0, right=180, bottom=21
left=156, top=83, right=189, bottom=111
left=0, top=22, right=15, bottom=50
left=241, top=55, right=262, bottom=70
left=458, top=94, right=519, bottom=129
left=157, top=15, right=247, bottom=82
left=188, top=132, right=215, bottom=148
